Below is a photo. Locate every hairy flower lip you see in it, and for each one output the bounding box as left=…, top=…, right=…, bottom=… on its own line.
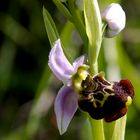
left=119, top=79, right=134, bottom=98
left=78, top=73, right=134, bottom=122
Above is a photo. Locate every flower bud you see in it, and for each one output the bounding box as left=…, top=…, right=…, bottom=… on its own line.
left=101, top=3, right=126, bottom=38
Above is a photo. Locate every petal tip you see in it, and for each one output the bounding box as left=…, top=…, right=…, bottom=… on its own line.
left=54, top=86, right=78, bottom=135
left=48, top=39, right=74, bottom=84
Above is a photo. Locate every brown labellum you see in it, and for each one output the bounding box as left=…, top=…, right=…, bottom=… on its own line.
left=78, top=72, right=134, bottom=122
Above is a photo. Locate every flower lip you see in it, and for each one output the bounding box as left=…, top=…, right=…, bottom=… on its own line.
left=78, top=72, right=134, bottom=122
left=119, top=79, right=134, bottom=98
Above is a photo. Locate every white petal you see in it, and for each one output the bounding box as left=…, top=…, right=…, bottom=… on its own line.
left=48, top=39, right=74, bottom=84
left=54, top=86, right=78, bottom=135
left=101, top=3, right=126, bottom=37
left=73, top=55, right=85, bottom=72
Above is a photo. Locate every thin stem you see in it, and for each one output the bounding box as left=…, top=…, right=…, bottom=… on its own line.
left=84, top=0, right=105, bottom=139
left=88, top=56, right=105, bottom=140
left=88, top=37, right=104, bottom=140
left=88, top=44, right=100, bottom=75
left=89, top=117, right=105, bottom=140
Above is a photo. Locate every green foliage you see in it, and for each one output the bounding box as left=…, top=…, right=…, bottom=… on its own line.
left=43, top=7, right=59, bottom=46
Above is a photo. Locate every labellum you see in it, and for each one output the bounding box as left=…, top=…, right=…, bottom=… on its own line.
left=78, top=72, right=134, bottom=122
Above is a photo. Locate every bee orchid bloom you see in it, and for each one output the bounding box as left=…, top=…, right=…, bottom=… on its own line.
left=48, top=39, right=85, bottom=135
left=78, top=72, right=134, bottom=122
left=101, top=3, right=126, bottom=38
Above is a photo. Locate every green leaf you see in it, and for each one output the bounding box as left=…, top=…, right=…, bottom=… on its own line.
left=84, top=0, right=102, bottom=45
left=104, top=116, right=126, bottom=140
left=43, top=6, right=59, bottom=46
left=104, top=121, right=115, bottom=140
left=53, top=0, right=72, bottom=20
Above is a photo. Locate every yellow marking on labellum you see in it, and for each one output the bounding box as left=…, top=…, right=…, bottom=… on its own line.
left=94, top=91, right=114, bottom=108
left=97, top=71, right=112, bottom=85
left=105, top=84, right=113, bottom=91
left=87, top=80, right=97, bottom=91
left=93, top=100, right=97, bottom=108
left=125, top=96, right=132, bottom=106
left=87, top=93, right=94, bottom=100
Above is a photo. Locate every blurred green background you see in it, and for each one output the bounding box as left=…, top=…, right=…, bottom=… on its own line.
left=0, top=0, right=140, bottom=140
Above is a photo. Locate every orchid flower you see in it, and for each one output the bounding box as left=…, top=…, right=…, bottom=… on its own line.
left=48, top=39, right=88, bottom=135
left=48, top=39, right=135, bottom=135
left=101, top=3, right=126, bottom=38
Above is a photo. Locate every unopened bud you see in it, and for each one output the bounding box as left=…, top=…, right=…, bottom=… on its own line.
left=101, top=3, right=126, bottom=38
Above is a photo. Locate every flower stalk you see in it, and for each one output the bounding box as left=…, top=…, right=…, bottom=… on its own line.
left=84, top=0, right=104, bottom=140
left=89, top=118, right=105, bottom=140
left=84, top=0, right=102, bottom=75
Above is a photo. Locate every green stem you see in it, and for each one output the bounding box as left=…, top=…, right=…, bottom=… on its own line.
left=88, top=56, right=105, bottom=140
left=89, top=117, right=105, bottom=140
left=88, top=38, right=104, bottom=140
left=84, top=0, right=104, bottom=139
left=88, top=44, right=100, bottom=75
